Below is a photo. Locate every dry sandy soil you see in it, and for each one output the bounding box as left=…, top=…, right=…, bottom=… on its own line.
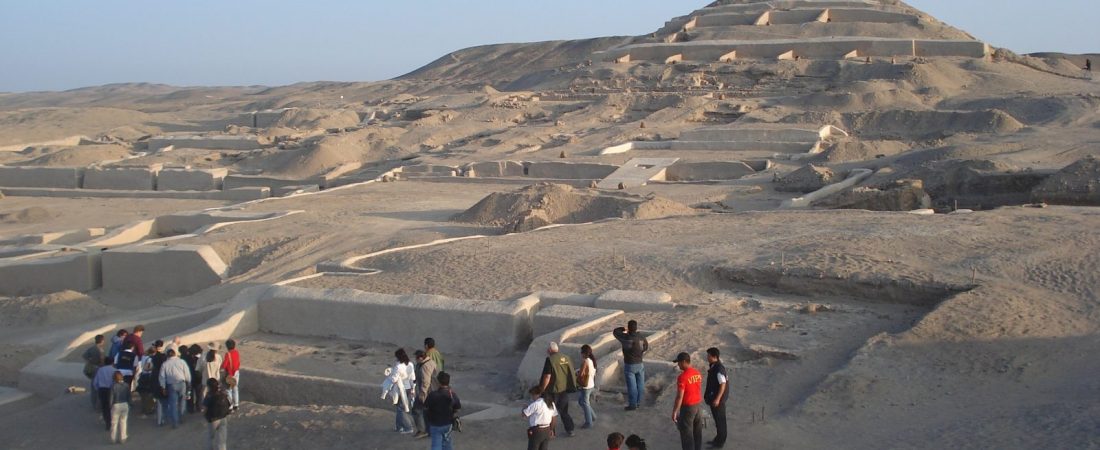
left=0, top=0, right=1098, bottom=449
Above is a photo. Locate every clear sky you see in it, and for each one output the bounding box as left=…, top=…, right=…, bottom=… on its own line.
left=0, top=1, right=1096, bottom=93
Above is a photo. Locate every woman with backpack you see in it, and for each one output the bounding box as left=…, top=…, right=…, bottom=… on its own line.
left=203, top=378, right=231, bottom=450
left=577, top=344, right=598, bottom=429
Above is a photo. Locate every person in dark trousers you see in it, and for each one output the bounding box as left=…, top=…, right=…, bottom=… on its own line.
left=1086, top=59, right=1092, bottom=72
left=203, top=378, right=231, bottom=450
left=424, top=371, right=461, bottom=450
left=412, top=349, right=438, bottom=438
left=539, top=341, right=577, bottom=437
left=612, top=320, right=649, bottom=410
left=82, top=334, right=106, bottom=411
left=91, top=358, right=117, bottom=429
left=704, top=348, right=729, bottom=448
left=671, top=352, right=704, bottom=450
left=522, top=386, right=557, bottom=450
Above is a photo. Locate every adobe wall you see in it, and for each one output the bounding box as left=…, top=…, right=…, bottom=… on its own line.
left=680, top=127, right=819, bottom=142
left=827, top=8, right=916, bottom=23
left=464, top=161, right=526, bottom=178
left=0, top=166, right=82, bottom=189
left=526, top=162, right=619, bottom=179
left=147, top=135, right=266, bottom=151
left=696, top=13, right=759, bottom=28
left=258, top=287, right=539, bottom=357
left=0, top=251, right=101, bottom=296
left=101, top=244, right=227, bottom=295
left=223, top=175, right=321, bottom=192
left=914, top=40, right=989, bottom=58
left=0, top=186, right=270, bottom=201
left=157, top=168, right=228, bottom=191
left=666, top=161, right=756, bottom=181
left=83, top=166, right=160, bottom=191
left=765, top=9, right=826, bottom=25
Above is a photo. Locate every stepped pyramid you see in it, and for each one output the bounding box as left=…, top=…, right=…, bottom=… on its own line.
left=603, top=0, right=989, bottom=63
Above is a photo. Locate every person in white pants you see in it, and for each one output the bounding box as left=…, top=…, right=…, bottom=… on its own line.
left=109, top=371, right=131, bottom=444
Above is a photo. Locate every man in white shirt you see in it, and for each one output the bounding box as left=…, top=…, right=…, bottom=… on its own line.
left=158, top=348, right=191, bottom=429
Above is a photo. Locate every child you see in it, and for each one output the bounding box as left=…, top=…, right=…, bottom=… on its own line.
left=607, top=432, right=625, bottom=450
left=522, top=386, right=557, bottom=450
left=109, top=371, right=131, bottom=444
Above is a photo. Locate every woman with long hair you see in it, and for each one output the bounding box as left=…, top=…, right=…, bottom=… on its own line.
left=577, top=344, right=598, bottom=429
left=391, top=348, right=417, bottom=434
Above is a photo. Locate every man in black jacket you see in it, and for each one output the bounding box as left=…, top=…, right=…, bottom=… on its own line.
left=613, top=320, right=649, bottom=410
left=704, top=348, right=729, bottom=448
left=424, top=371, right=461, bottom=449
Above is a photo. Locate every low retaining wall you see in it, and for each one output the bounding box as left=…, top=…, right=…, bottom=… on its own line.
left=223, top=175, right=321, bottom=192
left=0, top=186, right=270, bottom=201
left=157, top=168, right=228, bottom=191
left=526, top=162, right=619, bottom=179
left=0, top=166, right=82, bottom=189
left=258, top=287, right=539, bottom=357
left=101, top=244, right=227, bottom=295
left=83, top=166, right=160, bottom=191
left=0, top=251, right=101, bottom=296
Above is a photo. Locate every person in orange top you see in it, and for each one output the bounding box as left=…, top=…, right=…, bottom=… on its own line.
left=220, top=339, right=241, bottom=411
left=671, top=352, right=704, bottom=450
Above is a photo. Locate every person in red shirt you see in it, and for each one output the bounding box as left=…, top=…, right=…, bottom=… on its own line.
left=671, top=352, right=704, bottom=450
left=220, top=339, right=241, bottom=411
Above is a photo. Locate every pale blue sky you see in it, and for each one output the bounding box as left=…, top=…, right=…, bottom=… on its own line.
left=0, top=1, right=1095, bottom=92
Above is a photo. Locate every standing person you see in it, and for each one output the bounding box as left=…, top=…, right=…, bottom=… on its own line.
left=149, top=340, right=169, bottom=424
left=187, top=344, right=204, bottom=413
left=671, top=352, right=704, bottom=450
left=200, top=347, right=222, bottom=404
left=704, top=348, right=729, bottom=449
left=389, top=348, right=417, bottom=434
left=82, top=334, right=106, bottom=411
left=1086, top=58, right=1092, bottom=72
left=107, top=329, right=128, bottom=360
left=92, top=358, right=117, bottom=430
left=221, top=339, right=241, bottom=411
left=159, top=348, right=191, bottom=429
left=607, top=432, right=625, bottom=450
left=136, top=356, right=159, bottom=417
left=109, top=371, right=131, bottom=444
left=538, top=342, right=577, bottom=437
left=412, top=349, right=438, bottom=439
left=123, top=325, right=145, bottom=359
left=522, top=387, right=557, bottom=450
left=425, top=337, right=444, bottom=372
left=577, top=344, right=597, bottom=429
left=613, top=320, right=648, bottom=411
left=114, top=340, right=139, bottom=385
left=424, top=371, right=461, bottom=450
left=203, top=378, right=231, bottom=450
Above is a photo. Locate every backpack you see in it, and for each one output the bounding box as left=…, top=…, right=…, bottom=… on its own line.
left=206, top=391, right=231, bottom=422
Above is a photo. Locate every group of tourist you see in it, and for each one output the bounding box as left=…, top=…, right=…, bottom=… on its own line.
left=81, top=325, right=240, bottom=448
left=82, top=320, right=730, bottom=450
left=385, top=337, right=460, bottom=450
left=524, top=319, right=730, bottom=450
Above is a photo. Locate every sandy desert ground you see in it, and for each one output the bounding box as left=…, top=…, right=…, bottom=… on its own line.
left=0, top=1, right=1098, bottom=449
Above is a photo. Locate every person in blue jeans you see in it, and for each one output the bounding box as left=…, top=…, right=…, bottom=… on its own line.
left=613, top=320, right=649, bottom=410
left=424, top=372, right=461, bottom=450
left=158, top=348, right=192, bottom=429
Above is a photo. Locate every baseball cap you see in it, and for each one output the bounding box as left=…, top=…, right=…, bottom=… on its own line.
left=672, top=352, right=691, bottom=363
